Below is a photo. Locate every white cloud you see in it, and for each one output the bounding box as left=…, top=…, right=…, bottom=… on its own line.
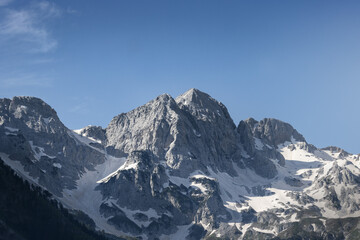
left=69, top=103, right=89, bottom=113
left=0, top=1, right=61, bottom=53
left=66, top=7, right=78, bottom=15
left=0, top=0, right=13, bottom=7
left=36, top=1, right=61, bottom=18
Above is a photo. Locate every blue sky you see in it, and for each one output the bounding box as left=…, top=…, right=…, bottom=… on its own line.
left=0, top=0, right=360, bottom=153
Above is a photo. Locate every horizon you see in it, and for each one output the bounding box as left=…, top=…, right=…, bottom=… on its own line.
left=1, top=0, right=360, bottom=153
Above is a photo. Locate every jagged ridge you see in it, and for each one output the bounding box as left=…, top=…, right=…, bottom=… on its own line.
left=1, top=89, right=359, bottom=240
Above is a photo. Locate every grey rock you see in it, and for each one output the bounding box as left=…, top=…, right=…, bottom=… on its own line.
left=286, top=192, right=315, bottom=205
left=96, top=149, right=232, bottom=238
left=321, top=146, right=350, bottom=158
left=186, top=224, right=207, bottom=240
left=0, top=97, right=105, bottom=196
left=99, top=202, right=142, bottom=235
left=133, top=213, right=148, bottom=222
left=284, top=177, right=304, bottom=187
left=76, top=125, right=106, bottom=144
left=241, top=117, right=305, bottom=146
left=237, top=119, right=286, bottom=178
left=241, top=207, right=257, bottom=224
left=105, top=89, right=240, bottom=177
left=2, top=90, right=358, bottom=240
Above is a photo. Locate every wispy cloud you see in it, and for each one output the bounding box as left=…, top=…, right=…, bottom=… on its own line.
left=66, top=6, right=78, bottom=15
left=0, top=1, right=61, bottom=53
left=68, top=97, right=91, bottom=114
left=0, top=0, right=13, bottom=7
left=69, top=102, right=89, bottom=114
left=0, top=74, right=53, bottom=88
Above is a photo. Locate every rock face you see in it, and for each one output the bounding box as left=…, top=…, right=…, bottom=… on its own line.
left=75, top=125, right=106, bottom=144
left=240, top=118, right=305, bottom=146
left=1, top=90, right=360, bottom=240
left=174, top=89, right=240, bottom=176
left=96, top=150, right=230, bottom=239
left=0, top=96, right=105, bottom=196
left=104, top=89, right=282, bottom=179
left=321, top=146, right=350, bottom=158
left=237, top=118, right=296, bottom=178
left=105, top=89, right=241, bottom=177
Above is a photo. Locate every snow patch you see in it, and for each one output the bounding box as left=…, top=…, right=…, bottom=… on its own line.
left=60, top=153, right=127, bottom=236
left=53, top=163, right=62, bottom=168
left=192, top=129, right=201, bottom=137
left=5, top=126, right=19, bottom=132
left=254, top=138, right=264, bottom=150
left=0, top=152, right=39, bottom=185
left=69, top=130, right=104, bottom=152
left=160, top=224, right=192, bottom=240
left=42, top=117, right=52, bottom=124
left=265, top=144, right=273, bottom=149
left=96, top=157, right=129, bottom=184
left=241, top=150, right=250, bottom=158
left=106, top=201, right=162, bottom=228
left=29, top=141, right=56, bottom=161
left=253, top=227, right=275, bottom=235
left=5, top=132, right=17, bottom=136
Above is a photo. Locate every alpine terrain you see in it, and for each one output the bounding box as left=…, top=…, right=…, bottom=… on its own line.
left=1, top=88, right=360, bottom=240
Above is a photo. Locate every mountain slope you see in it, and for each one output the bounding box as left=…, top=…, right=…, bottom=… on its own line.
left=0, top=96, right=106, bottom=196
left=1, top=89, right=359, bottom=240
left=0, top=158, right=117, bottom=240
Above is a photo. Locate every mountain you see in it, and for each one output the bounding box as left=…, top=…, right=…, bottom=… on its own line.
left=1, top=89, right=360, bottom=240
left=0, top=96, right=106, bottom=196
left=0, top=158, right=113, bottom=240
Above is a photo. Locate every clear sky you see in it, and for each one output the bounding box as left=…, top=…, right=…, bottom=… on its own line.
left=0, top=0, right=359, bottom=153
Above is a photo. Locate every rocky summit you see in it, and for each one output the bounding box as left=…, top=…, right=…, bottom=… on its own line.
left=1, top=89, right=360, bottom=240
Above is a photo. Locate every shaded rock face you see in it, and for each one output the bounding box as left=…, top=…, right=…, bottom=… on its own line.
left=174, top=89, right=241, bottom=176
left=96, top=150, right=230, bottom=239
left=284, top=177, right=304, bottom=187
left=237, top=118, right=288, bottom=178
left=237, top=117, right=316, bottom=179
left=0, top=97, right=105, bottom=196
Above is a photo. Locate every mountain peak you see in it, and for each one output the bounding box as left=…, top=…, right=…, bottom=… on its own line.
left=74, top=125, right=106, bottom=144
left=321, top=146, right=350, bottom=156
left=105, top=92, right=180, bottom=158
left=155, top=93, right=173, bottom=102
left=144, top=93, right=177, bottom=110
left=0, top=96, right=60, bottom=127
left=3, top=93, right=360, bottom=240
left=9, top=96, right=58, bottom=119
left=175, top=88, right=234, bottom=125
left=176, top=88, right=214, bottom=107
left=181, top=87, right=204, bottom=97
left=239, top=117, right=306, bottom=146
